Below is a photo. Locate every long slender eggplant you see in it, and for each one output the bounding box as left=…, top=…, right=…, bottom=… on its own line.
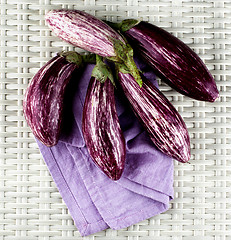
left=82, top=75, right=126, bottom=180
left=117, top=65, right=190, bottom=163
left=45, top=9, right=142, bottom=86
left=111, top=20, right=219, bottom=102
left=45, top=9, right=125, bottom=57
left=23, top=52, right=82, bottom=146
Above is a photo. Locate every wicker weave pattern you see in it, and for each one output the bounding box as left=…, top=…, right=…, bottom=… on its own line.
left=1, top=0, right=230, bottom=239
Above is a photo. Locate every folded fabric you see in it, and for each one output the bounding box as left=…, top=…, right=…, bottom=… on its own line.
left=36, top=57, right=174, bottom=236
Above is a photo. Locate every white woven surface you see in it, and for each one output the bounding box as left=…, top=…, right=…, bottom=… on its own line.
left=1, top=0, right=230, bottom=239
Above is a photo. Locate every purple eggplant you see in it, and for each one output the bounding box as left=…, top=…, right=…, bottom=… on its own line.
left=45, top=9, right=142, bottom=86
left=111, top=20, right=219, bottom=102
left=23, top=52, right=82, bottom=146
left=45, top=9, right=124, bottom=57
left=82, top=75, right=126, bottom=180
left=117, top=66, right=190, bottom=163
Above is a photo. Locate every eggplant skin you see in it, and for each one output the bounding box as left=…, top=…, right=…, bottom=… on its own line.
left=118, top=71, right=191, bottom=163
left=124, top=21, right=219, bottom=102
left=45, top=9, right=125, bottom=57
left=23, top=55, right=79, bottom=147
left=82, top=77, right=126, bottom=180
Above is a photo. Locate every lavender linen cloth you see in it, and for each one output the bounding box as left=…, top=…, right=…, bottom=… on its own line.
left=36, top=58, right=174, bottom=236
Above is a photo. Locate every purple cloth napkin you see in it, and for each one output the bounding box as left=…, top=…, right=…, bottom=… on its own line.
left=36, top=58, right=174, bottom=236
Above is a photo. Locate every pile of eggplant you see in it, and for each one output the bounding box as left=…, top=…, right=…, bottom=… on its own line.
left=23, top=9, right=219, bottom=180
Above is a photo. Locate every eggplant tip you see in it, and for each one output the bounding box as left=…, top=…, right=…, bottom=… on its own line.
left=176, top=149, right=191, bottom=163
left=210, top=91, right=219, bottom=102
left=45, top=9, right=60, bottom=21
left=45, top=11, right=52, bottom=23
left=107, top=169, right=123, bottom=181
left=197, top=88, right=219, bottom=102
left=45, top=10, right=53, bottom=17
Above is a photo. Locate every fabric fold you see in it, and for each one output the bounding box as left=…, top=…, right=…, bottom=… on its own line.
left=37, top=140, right=109, bottom=236
left=36, top=57, right=174, bottom=236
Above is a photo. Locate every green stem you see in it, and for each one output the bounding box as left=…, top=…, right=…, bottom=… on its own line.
left=59, top=51, right=97, bottom=65
left=119, top=19, right=140, bottom=32
left=124, top=55, right=143, bottom=87
left=59, top=51, right=83, bottom=66
left=91, top=55, right=115, bottom=86
left=106, top=38, right=143, bottom=87
left=95, top=55, right=103, bottom=64
left=82, top=54, right=96, bottom=64
left=104, top=19, right=140, bottom=32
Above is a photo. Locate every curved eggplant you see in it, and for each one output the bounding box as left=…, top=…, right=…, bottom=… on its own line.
left=82, top=76, right=126, bottom=180
left=115, top=20, right=219, bottom=102
left=23, top=54, right=82, bottom=146
left=117, top=69, right=190, bottom=163
left=45, top=9, right=125, bottom=58
left=45, top=9, right=142, bottom=86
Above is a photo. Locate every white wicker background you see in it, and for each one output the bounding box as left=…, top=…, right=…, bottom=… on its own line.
left=0, top=0, right=230, bottom=239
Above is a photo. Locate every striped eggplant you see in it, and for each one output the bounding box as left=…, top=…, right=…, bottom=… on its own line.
left=110, top=20, right=219, bottom=102
left=45, top=9, right=125, bottom=57
left=117, top=65, right=190, bottom=163
left=82, top=74, right=126, bottom=180
left=45, top=9, right=142, bottom=86
left=23, top=52, right=82, bottom=146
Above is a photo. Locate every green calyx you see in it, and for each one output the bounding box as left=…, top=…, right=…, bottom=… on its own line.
left=119, top=19, right=141, bottom=32
left=104, top=19, right=142, bottom=86
left=59, top=51, right=83, bottom=66
left=104, top=19, right=140, bottom=32
left=82, top=53, right=96, bottom=64
left=115, top=62, right=130, bottom=74
left=59, top=51, right=97, bottom=65
left=91, top=55, right=115, bottom=86
left=107, top=38, right=142, bottom=87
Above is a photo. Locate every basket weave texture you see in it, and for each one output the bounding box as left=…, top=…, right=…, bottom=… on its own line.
left=0, top=0, right=231, bottom=239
